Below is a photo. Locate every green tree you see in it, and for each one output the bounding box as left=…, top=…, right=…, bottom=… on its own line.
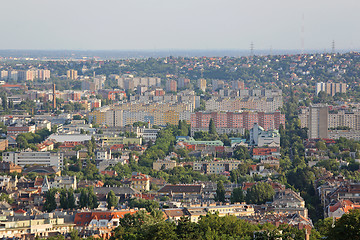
left=327, top=209, right=360, bottom=240
left=215, top=180, right=226, bottom=202
left=59, top=188, right=68, bottom=209
left=44, top=189, right=57, bottom=212
left=107, top=190, right=118, bottom=209
left=209, top=118, right=216, bottom=135
left=67, top=188, right=76, bottom=209
left=246, top=182, right=275, bottom=204
left=230, top=187, right=244, bottom=203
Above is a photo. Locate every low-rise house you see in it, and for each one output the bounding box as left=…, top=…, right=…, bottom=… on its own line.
left=327, top=199, right=360, bottom=219
left=131, top=172, right=150, bottom=192
left=74, top=209, right=137, bottom=229
left=158, top=184, right=203, bottom=200
left=0, top=161, right=22, bottom=174
left=153, top=159, right=177, bottom=171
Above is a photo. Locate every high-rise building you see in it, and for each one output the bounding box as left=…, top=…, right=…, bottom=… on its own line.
left=191, top=111, right=285, bottom=135
left=37, top=69, right=51, bottom=80
left=0, top=70, right=8, bottom=80
left=67, top=70, right=78, bottom=80
left=177, top=78, right=190, bottom=89
left=316, top=82, right=346, bottom=96
left=198, top=79, right=206, bottom=92
left=308, top=104, right=328, bottom=139
left=166, top=80, right=177, bottom=92
left=231, top=80, right=245, bottom=90
left=8, top=71, right=18, bottom=81
left=18, top=70, right=35, bottom=81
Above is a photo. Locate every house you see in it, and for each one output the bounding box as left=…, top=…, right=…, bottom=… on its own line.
left=74, top=210, right=137, bottom=229
left=0, top=161, right=22, bottom=174
left=130, top=172, right=150, bottom=192
left=158, top=184, right=203, bottom=200
left=328, top=199, right=360, bottom=219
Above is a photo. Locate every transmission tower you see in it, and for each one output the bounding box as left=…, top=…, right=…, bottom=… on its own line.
left=332, top=40, right=335, bottom=53
left=250, top=42, right=254, bottom=56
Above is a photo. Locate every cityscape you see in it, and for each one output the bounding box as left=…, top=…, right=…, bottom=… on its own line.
left=1, top=0, right=360, bottom=240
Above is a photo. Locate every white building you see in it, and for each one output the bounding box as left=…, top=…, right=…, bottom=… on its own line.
left=136, top=126, right=160, bottom=141
left=250, top=123, right=280, bottom=147
left=2, top=152, right=63, bottom=171
left=51, top=176, right=77, bottom=190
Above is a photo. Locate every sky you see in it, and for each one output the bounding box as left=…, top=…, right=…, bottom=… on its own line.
left=0, top=0, right=359, bottom=51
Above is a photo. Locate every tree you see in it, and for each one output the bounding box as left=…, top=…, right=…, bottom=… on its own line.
left=44, top=189, right=57, bottom=212
left=88, top=187, right=99, bottom=209
left=246, top=182, right=275, bottom=204
left=230, top=187, right=244, bottom=203
left=209, top=118, right=216, bottom=135
left=79, top=188, right=89, bottom=208
left=215, top=181, right=226, bottom=202
left=59, top=188, right=68, bottom=209
left=67, top=188, right=76, bottom=209
left=327, top=209, right=360, bottom=240
left=107, top=190, right=118, bottom=209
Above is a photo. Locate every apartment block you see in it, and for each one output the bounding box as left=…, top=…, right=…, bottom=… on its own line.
left=308, top=104, right=329, bottom=139
left=67, top=70, right=78, bottom=80
left=205, top=96, right=283, bottom=112
left=193, top=160, right=241, bottom=174
left=191, top=111, right=284, bottom=135
left=117, top=76, right=161, bottom=90
left=316, top=82, right=346, bottom=96
left=198, top=78, right=206, bottom=92
left=166, top=79, right=177, bottom=92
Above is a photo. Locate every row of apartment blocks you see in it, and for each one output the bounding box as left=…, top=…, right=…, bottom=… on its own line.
left=89, top=102, right=195, bottom=126
left=316, top=81, right=346, bottom=96
left=205, top=96, right=283, bottom=112
left=191, top=111, right=285, bottom=134
left=117, top=76, right=161, bottom=90
left=0, top=69, right=51, bottom=81
left=129, top=94, right=200, bottom=109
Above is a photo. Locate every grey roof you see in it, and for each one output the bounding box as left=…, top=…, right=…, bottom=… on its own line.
left=94, top=186, right=139, bottom=195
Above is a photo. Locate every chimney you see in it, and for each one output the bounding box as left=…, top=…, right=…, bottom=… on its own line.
left=53, top=83, right=56, bottom=109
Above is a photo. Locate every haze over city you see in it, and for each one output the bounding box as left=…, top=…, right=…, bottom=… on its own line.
left=1, top=0, right=359, bottom=51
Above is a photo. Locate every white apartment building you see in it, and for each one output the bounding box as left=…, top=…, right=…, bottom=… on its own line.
left=2, top=152, right=63, bottom=171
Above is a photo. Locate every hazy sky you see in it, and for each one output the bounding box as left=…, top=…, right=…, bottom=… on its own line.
left=1, top=0, right=359, bottom=51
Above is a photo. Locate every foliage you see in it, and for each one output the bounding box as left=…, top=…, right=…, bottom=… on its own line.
left=44, top=188, right=57, bottom=212
left=128, top=198, right=160, bottom=212
left=215, top=180, right=226, bottom=202
left=246, top=182, right=275, bottom=204
left=230, top=187, right=245, bottom=203
left=107, top=190, right=118, bottom=209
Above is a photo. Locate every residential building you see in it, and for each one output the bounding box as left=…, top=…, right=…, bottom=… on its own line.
left=51, top=176, right=77, bottom=190
left=74, top=210, right=137, bottom=229
left=166, top=80, right=177, bottom=92
left=153, top=159, right=177, bottom=171
left=191, top=111, right=284, bottom=135
left=136, top=126, right=160, bottom=141
left=2, top=152, right=63, bottom=171
left=131, top=172, right=150, bottom=192
left=0, top=139, right=8, bottom=151
left=67, top=70, right=78, bottom=80
left=308, top=104, right=328, bottom=139
left=7, top=125, right=35, bottom=136
left=193, top=160, right=241, bottom=174
left=0, top=161, right=22, bottom=173
left=316, top=82, right=346, bottom=96
left=198, top=79, right=206, bottom=92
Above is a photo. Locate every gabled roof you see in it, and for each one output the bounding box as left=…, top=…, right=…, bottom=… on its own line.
left=158, top=184, right=202, bottom=194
